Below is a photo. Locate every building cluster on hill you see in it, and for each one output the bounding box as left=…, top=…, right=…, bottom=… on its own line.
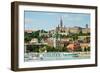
left=25, top=18, right=90, bottom=52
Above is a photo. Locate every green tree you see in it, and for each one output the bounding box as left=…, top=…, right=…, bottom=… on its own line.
left=24, top=32, right=32, bottom=43
left=72, top=34, right=78, bottom=41
left=79, top=30, right=83, bottom=36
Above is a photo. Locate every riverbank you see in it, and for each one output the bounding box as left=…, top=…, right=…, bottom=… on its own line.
left=24, top=52, right=90, bottom=62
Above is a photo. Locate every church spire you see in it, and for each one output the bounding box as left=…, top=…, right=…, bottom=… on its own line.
left=60, top=17, right=63, bottom=27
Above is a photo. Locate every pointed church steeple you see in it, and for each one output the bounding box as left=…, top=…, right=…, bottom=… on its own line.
left=60, top=17, right=63, bottom=27
left=58, top=25, right=59, bottom=29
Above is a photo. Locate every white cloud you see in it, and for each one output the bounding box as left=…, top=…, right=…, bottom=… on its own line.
left=25, top=18, right=33, bottom=24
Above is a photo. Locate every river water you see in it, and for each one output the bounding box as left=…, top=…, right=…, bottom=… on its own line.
left=24, top=52, right=90, bottom=62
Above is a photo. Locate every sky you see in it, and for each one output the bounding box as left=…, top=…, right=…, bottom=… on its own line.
left=24, top=11, right=90, bottom=31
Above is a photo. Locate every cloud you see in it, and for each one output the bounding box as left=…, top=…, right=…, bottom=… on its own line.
left=25, top=18, right=33, bottom=24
